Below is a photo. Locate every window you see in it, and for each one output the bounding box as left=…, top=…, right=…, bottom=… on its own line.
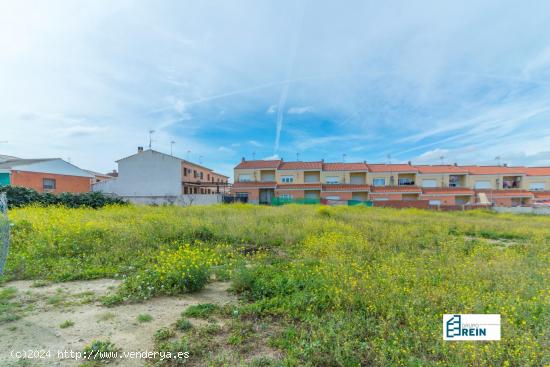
left=325, top=176, right=340, bottom=184
left=398, top=178, right=415, bottom=185
left=43, top=178, right=56, bottom=190
left=239, top=174, right=252, bottom=182
left=429, top=200, right=441, bottom=205
left=325, top=195, right=340, bottom=201
left=279, top=193, right=293, bottom=200
left=529, top=182, right=545, bottom=191
left=207, top=174, right=210, bottom=180
left=183, top=168, right=188, bottom=176
left=422, top=179, right=437, bottom=188
left=474, top=181, right=491, bottom=189
left=281, top=175, right=294, bottom=183
left=374, top=197, right=389, bottom=201
left=193, top=170, right=197, bottom=178
left=200, top=172, right=203, bottom=179
left=373, top=178, right=385, bottom=186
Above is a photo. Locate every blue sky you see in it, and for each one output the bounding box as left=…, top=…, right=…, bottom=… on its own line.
left=1, top=1, right=550, bottom=178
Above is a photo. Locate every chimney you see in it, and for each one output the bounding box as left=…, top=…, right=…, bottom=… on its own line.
left=503, top=163, right=508, bottom=167
left=241, top=157, right=245, bottom=162
left=408, top=161, right=412, bottom=165
left=137, top=146, right=144, bottom=153
left=321, top=159, right=324, bottom=163
left=454, top=162, right=458, bottom=166
left=112, top=169, right=117, bottom=174
left=363, top=160, right=366, bottom=164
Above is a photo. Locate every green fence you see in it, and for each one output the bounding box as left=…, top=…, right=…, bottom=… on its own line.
left=271, top=197, right=321, bottom=206
left=271, top=197, right=373, bottom=207
left=347, top=200, right=374, bottom=207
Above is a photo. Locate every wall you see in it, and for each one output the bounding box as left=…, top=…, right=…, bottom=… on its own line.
left=417, top=174, right=447, bottom=187
left=11, top=171, right=91, bottom=193
left=523, top=176, right=550, bottom=191
left=231, top=188, right=260, bottom=204
left=420, top=194, right=456, bottom=205
left=123, top=194, right=222, bottom=206
left=492, top=206, right=550, bottom=215
left=98, top=150, right=182, bottom=196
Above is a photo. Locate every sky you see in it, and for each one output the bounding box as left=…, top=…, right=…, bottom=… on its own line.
left=1, top=1, right=550, bottom=178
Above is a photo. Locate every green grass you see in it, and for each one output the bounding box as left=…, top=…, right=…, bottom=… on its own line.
left=0, top=287, right=21, bottom=323
left=137, top=313, right=153, bottom=323
left=182, top=303, right=218, bottom=319
left=59, top=320, right=74, bottom=328
left=4, top=204, right=550, bottom=366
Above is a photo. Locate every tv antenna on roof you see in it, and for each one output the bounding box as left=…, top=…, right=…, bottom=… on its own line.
left=252, top=152, right=256, bottom=160
left=387, top=154, right=392, bottom=164
left=186, top=150, right=191, bottom=160
left=199, top=155, right=203, bottom=164
left=296, top=152, right=300, bottom=161
left=495, top=156, right=501, bottom=166
left=170, top=141, right=176, bottom=156
left=439, top=155, right=445, bottom=165
left=148, top=129, right=155, bottom=149
left=342, top=153, right=347, bottom=163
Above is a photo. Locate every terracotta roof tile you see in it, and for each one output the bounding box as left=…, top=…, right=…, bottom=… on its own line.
left=322, top=184, right=370, bottom=191
left=370, top=186, right=422, bottom=193
left=232, top=181, right=276, bottom=188
left=276, top=183, right=322, bottom=190
left=462, top=166, right=526, bottom=175
left=533, top=191, right=550, bottom=199
left=519, top=167, right=550, bottom=176
left=414, top=165, right=468, bottom=174
left=279, top=161, right=323, bottom=170
left=322, top=163, right=368, bottom=171
left=235, top=160, right=281, bottom=169
left=367, top=164, right=418, bottom=173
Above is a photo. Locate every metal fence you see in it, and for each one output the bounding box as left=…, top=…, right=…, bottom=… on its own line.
left=0, top=192, right=9, bottom=276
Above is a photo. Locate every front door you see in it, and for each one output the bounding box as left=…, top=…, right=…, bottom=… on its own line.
left=259, top=189, right=274, bottom=204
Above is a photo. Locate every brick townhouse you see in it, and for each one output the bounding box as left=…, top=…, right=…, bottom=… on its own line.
left=0, top=158, right=93, bottom=193
left=232, top=158, right=550, bottom=206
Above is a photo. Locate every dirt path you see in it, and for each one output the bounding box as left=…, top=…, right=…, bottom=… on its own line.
left=0, top=279, right=235, bottom=367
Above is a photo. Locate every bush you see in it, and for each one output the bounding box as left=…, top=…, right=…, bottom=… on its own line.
left=112, top=244, right=222, bottom=302
left=82, top=339, right=118, bottom=360
left=182, top=303, right=218, bottom=319
left=0, top=185, right=126, bottom=208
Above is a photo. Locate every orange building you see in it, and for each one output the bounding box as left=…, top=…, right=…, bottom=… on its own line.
left=0, top=158, right=93, bottom=193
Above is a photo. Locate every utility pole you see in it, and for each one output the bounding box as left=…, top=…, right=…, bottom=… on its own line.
left=170, top=141, right=176, bottom=156
left=148, top=130, right=155, bottom=149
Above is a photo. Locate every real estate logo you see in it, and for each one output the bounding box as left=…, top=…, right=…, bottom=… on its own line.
left=443, top=314, right=500, bottom=341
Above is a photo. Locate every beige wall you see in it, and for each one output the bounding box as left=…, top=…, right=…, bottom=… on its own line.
left=523, top=176, right=550, bottom=191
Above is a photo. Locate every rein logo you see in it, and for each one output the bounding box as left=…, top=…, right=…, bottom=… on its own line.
left=443, top=314, right=500, bottom=341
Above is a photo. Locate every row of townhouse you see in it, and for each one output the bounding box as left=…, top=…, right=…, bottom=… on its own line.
left=232, top=159, right=550, bottom=206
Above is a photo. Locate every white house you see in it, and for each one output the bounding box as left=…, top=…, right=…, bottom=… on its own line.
left=93, top=148, right=228, bottom=204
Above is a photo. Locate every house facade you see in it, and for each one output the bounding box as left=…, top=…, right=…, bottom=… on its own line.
left=93, top=148, right=229, bottom=198
left=232, top=159, right=550, bottom=206
left=0, top=158, right=93, bottom=193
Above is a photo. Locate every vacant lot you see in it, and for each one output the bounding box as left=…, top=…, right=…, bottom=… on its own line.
left=1, top=204, right=549, bottom=366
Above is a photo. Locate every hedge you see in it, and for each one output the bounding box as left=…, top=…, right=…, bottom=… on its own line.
left=0, top=186, right=126, bottom=209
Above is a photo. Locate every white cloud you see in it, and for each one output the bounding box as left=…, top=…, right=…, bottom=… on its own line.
left=266, top=105, right=277, bottom=114
left=248, top=140, right=262, bottom=147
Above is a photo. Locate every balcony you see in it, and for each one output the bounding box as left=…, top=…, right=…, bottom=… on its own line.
left=502, top=176, right=521, bottom=189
